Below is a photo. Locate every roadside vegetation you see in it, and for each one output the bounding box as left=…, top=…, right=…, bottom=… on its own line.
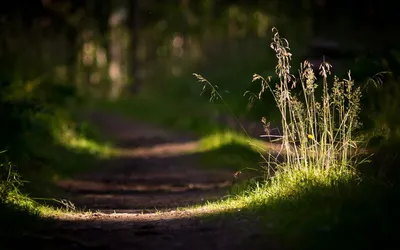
left=189, top=28, right=400, bottom=250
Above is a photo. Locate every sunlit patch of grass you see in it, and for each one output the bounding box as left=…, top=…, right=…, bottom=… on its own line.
left=199, top=130, right=265, bottom=152
left=197, top=130, right=266, bottom=172
left=0, top=159, right=63, bottom=242
left=53, top=122, right=113, bottom=157
left=14, top=112, right=117, bottom=198
left=189, top=165, right=399, bottom=250
left=0, top=191, right=85, bottom=246
left=196, top=165, right=357, bottom=212
left=0, top=156, right=87, bottom=224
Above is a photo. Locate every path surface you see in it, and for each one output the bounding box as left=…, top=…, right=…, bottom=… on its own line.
left=18, top=111, right=278, bottom=250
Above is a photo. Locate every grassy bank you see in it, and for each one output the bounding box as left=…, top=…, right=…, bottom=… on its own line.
left=200, top=166, right=398, bottom=250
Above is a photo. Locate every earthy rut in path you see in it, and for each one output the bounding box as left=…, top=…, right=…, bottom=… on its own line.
left=20, top=111, right=278, bottom=250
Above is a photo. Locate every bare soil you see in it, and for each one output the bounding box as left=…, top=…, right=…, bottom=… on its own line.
left=12, top=111, right=279, bottom=250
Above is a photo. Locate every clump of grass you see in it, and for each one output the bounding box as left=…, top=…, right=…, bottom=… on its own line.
left=0, top=156, right=41, bottom=240
left=0, top=156, right=34, bottom=208
left=0, top=156, right=79, bottom=245
left=0, top=155, right=72, bottom=212
left=195, top=27, right=365, bottom=176
left=254, top=28, right=363, bottom=173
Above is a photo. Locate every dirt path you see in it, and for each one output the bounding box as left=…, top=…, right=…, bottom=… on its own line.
left=18, top=111, right=278, bottom=250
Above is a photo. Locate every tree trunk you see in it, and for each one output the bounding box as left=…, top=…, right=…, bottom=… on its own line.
left=108, top=0, right=129, bottom=100
left=129, top=0, right=141, bottom=94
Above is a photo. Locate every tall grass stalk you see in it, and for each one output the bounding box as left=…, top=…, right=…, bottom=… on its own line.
left=195, top=27, right=363, bottom=176
left=253, top=28, right=363, bottom=174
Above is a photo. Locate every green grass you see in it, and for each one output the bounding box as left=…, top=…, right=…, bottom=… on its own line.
left=195, top=166, right=399, bottom=250
left=198, top=131, right=265, bottom=171
left=0, top=157, right=78, bottom=247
